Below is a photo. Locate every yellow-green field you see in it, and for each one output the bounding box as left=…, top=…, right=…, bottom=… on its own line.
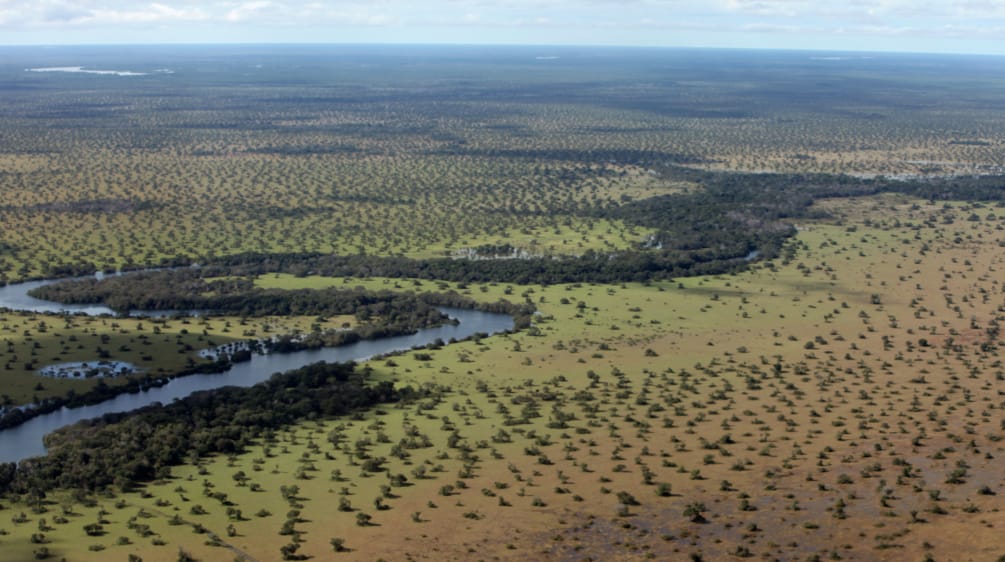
left=5, top=195, right=1005, bottom=561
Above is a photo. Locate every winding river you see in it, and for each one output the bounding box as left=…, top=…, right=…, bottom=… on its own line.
left=0, top=275, right=514, bottom=463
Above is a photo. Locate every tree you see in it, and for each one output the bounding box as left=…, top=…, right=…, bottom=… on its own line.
left=616, top=491, right=640, bottom=506
left=280, top=542, right=301, bottom=560
left=684, top=502, right=707, bottom=523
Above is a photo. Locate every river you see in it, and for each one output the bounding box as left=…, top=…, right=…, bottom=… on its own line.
left=0, top=275, right=513, bottom=463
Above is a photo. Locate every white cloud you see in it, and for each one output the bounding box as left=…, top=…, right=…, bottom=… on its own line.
left=314, top=9, right=396, bottom=26
left=90, top=3, right=209, bottom=24
left=0, top=0, right=1003, bottom=52
left=720, top=0, right=1005, bottom=22
left=224, top=1, right=272, bottom=23
left=2, top=0, right=209, bottom=27
left=725, top=0, right=809, bottom=17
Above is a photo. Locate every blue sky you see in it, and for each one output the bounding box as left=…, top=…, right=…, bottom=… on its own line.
left=2, top=0, right=1004, bottom=55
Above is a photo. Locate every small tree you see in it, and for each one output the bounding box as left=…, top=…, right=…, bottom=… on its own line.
left=684, top=502, right=707, bottom=523
left=616, top=491, right=640, bottom=506
left=280, top=542, right=300, bottom=560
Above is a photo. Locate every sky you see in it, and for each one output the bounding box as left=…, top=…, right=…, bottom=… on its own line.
left=1, top=0, right=1005, bottom=55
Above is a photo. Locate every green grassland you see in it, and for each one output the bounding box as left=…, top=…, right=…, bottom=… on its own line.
left=6, top=196, right=1005, bottom=561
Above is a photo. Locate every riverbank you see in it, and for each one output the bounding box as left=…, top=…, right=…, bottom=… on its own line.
left=0, top=271, right=519, bottom=461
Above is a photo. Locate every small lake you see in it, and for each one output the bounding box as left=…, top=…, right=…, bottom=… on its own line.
left=0, top=275, right=513, bottom=463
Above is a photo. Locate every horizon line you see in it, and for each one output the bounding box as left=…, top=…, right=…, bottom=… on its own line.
left=0, top=41, right=1003, bottom=59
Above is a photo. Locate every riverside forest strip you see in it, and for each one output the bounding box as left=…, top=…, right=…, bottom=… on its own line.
left=27, top=270, right=510, bottom=320
left=0, top=361, right=440, bottom=495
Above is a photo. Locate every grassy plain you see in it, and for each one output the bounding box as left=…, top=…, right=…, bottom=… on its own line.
left=6, top=195, right=1005, bottom=561
left=5, top=46, right=1005, bottom=561
left=4, top=47, right=1005, bottom=282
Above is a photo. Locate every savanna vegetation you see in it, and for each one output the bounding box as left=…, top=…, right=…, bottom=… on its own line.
left=3, top=45, right=1005, bottom=561
left=3, top=46, right=1005, bottom=283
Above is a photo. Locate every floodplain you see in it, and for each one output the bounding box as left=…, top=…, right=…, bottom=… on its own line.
left=2, top=46, right=1005, bottom=561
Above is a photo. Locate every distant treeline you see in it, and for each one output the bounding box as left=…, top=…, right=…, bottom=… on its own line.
left=663, top=166, right=1005, bottom=203
left=0, top=361, right=439, bottom=495
left=427, top=147, right=1005, bottom=202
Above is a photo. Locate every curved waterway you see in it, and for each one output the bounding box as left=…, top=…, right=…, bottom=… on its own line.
left=0, top=269, right=202, bottom=317
left=0, top=276, right=119, bottom=315
left=0, top=275, right=514, bottom=463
